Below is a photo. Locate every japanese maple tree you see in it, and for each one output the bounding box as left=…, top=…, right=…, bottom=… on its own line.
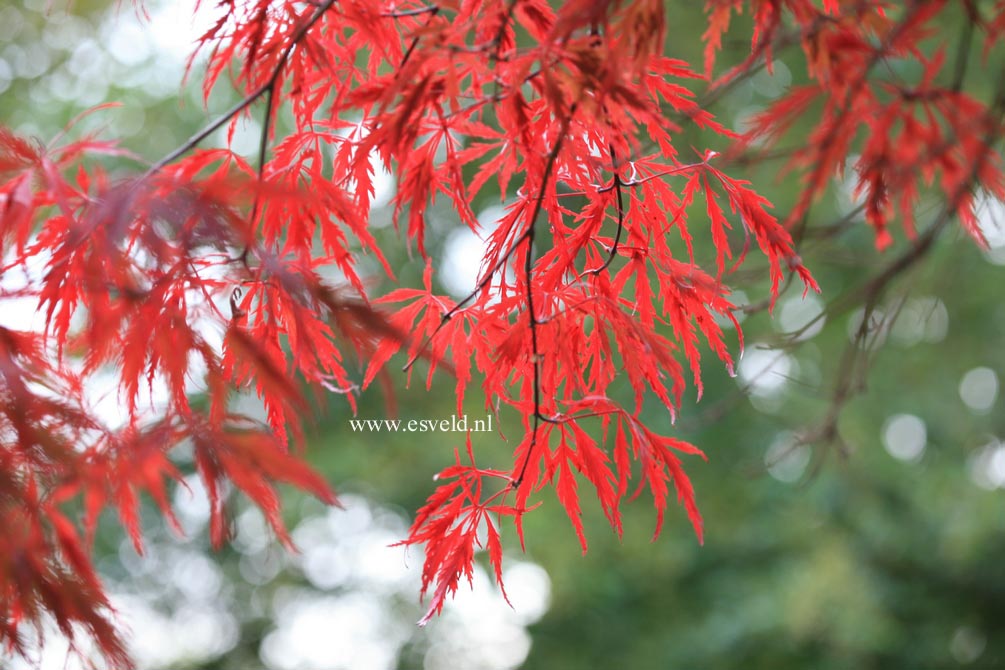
left=2, top=0, right=1004, bottom=665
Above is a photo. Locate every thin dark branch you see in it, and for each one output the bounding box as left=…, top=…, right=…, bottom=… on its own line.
left=401, top=225, right=529, bottom=372
left=382, top=6, right=439, bottom=18
left=402, top=0, right=526, bottom=374
left=144, top=0, right=337, bottom=178
left=798, top=204, right=866, bottom=241
left=248, top=82, right=278, bottom=242
left=144, top=93, right=262, bottom=178
left=951, top=6, right=977, bottom=93
left=589, top=144, right=625, bottom=276
left=399, top=6, right=441, bottom=68
left=512, top=107, right=575, bottom=489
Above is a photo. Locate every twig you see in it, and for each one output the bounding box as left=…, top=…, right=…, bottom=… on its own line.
left=512, top=107, right=576, bottom=489
left=589, top=144, right=625, bottom=276
left=144, top=0, right=338, bottom=179
left=382, top=5, right=439, bottom=18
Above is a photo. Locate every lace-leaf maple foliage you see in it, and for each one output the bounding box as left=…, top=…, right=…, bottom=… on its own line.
left=2, top=0, right=1005, bottom=664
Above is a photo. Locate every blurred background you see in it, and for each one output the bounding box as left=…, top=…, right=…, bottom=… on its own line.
left=2, top=0, right=1004, bottom=668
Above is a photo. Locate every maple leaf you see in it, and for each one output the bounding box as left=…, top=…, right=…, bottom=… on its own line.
left=4, top=1, right=1004, bottom=665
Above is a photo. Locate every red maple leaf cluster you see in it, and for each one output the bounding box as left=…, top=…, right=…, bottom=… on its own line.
left=2, top=1, right=1004, bottom=665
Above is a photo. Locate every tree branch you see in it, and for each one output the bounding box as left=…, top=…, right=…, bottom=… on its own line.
left=144, top=0, right=338, bottom=178
left=512, top=107, right=575, bottom=489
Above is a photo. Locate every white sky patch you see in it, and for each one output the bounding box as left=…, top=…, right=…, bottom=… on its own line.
left=738, top=347, right=795, bottom=397
left=882, top=414, right=926, bottom=462
left=102, top=18, right=152, bottom=66
left=441, top=205, right=508, bottom=299
left=0, top=58, right=12, bottom=96
left=6, top=620, right=98, bottom=670
left=83, top=370, right=133, bottom=430
left=765, top=432, right=810, bottom=483
left=425, top=562, right=548, bottom=670
left=216, top=115, right=264, bottom=156
left=713, top=289, right=747, bottom=330
left=12, top=493, right=552, bottom=670
left=0, top=245, right=180, bottom=432
left=0, top=288, right=46, bottom=332
left=976, top=193, right=1005, bottom=247
left=777, top=293, right=825, bottom=340
left=114, top=595, right=239, bottom=668
left=959, top=367, right=999, bottom=414
left=367, top=153, right=396, bottom=211
left=442, top=227, right=488, bottom=297
left=332, top=122, right=398, bottom=212
left=968, top=439, right=1005, bottom=490
left=262, top=592, right=405, bottom=670
left=0, top=246, right=51, bottom=332
left=9, top=546, right=239, bottom=670
left=889, top=296, right=948, bottom=346
left=834, top=153, right=868, bottom=216
left=259, top=495, right=549, bottom=670
left=975, top=194, right=1005, bottom=265
left=143, top=0, right=217, bottom=63
left=173, top=472, right=212, bottom=536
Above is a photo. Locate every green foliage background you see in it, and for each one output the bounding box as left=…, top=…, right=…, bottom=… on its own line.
left=3, top=1, right=1004, bottom=668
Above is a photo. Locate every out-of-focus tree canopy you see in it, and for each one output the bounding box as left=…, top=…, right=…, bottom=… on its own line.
left=1, top=1, right=1003, bottom=669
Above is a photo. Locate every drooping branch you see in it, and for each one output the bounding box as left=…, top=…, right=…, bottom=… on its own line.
left=512, top=106, right=576, bottom=488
